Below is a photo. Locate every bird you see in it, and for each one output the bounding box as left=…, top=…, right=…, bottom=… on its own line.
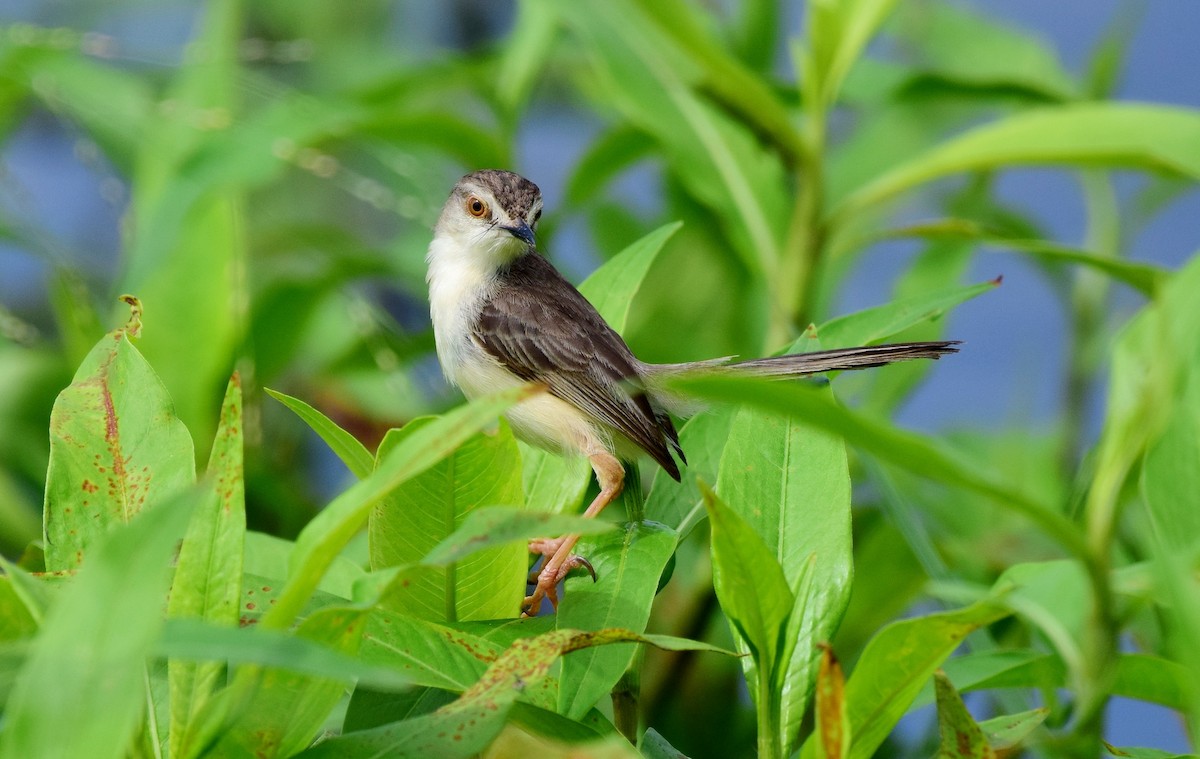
left=426, top=169, right=958, bottom=616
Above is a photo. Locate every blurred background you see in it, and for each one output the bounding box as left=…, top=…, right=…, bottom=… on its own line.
left=0, top=0, right=1197, bottom=754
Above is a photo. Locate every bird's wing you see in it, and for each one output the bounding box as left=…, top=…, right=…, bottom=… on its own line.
left=473, top=255, right=681, bottom=479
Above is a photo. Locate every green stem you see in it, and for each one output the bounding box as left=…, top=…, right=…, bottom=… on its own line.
left=613, top=646, right=645, bottom=744
left=777, top=90, right=828, bottom=343
left=756, top=671, right=782, bottom=759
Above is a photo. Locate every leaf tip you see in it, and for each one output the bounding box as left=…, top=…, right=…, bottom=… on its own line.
left=118, top=294, right=143, bottom=338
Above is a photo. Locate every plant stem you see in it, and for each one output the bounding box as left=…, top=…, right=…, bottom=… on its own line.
left=756, top=671, right=782, bottom=759
left=613, top=646, right=645, bottom=744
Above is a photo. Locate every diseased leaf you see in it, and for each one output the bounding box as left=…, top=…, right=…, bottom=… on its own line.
left=168, top=374, right=247, bottom=757
left=43, top=300, right=195, bottom=571
left=799, top=601, right=1010, bottom=759
left=933, top=670, right=995, bottom=759
left=815, top=645, right=849, bottom=759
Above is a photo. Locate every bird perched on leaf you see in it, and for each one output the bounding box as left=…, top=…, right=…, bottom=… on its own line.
left=426, top=169, right=958, bottom=616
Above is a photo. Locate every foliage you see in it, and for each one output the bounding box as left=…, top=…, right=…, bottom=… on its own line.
left=1, top=1, right=1198, bottom=757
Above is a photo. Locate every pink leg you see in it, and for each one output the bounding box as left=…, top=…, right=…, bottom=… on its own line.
left=522, top=452, right=625, bottom=616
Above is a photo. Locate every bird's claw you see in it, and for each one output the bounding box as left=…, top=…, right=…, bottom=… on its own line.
left=520, top=553, right=597, bottom=617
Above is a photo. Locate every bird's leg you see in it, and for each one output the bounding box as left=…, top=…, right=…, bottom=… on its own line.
left=522, top=452, right=624, bottom=616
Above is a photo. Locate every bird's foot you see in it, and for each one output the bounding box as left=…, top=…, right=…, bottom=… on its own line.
left=520, top=551, right=596, bottom=617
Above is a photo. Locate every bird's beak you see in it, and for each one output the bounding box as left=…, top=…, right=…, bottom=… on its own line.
left=501, top=219, right=536, bottom=247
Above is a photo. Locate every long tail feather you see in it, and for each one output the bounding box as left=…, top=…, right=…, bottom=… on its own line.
left=726, top=340, right=961, bottom=376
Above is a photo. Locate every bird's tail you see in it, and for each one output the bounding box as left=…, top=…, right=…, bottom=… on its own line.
left=647, top=341, right=960, bottom=380
left=723, top=340, right=961, bottom=376
left=641, top=341, right=960, bottom=415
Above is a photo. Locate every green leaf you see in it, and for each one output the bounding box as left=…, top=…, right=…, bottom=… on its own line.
left=43, top=304, right=196, bottom=571
left=263, top=384, right=535, bottom=630
left=800, top=600, right=1010, bottom=759
left=671, top=374, right=1089, bottom=561
left=565, top=125, right=657, bottom=207
left=265, top=388, right=374, bottom=480
left=893, top=2, right=1077, bottom=101
left=715, top=339, right=852, bottom=756
left=157, top=618, right=411, bottom=691
left=833, top=104, right=1200, bottom=218
left=978, top=708, right=1048, bottom=752
left=207, top=606, right=371, bottom=759
left=816, top=278, right=999, bottom=347
left=520, top=442, right=591, bottom=516
left=578, top=221, right=682, bottom=334
left=121, top=0, right=245, bottom=450
left=863, top=220, right=1167, bottom=295
left=803, top=0, right=902, bottom=109
left=565, top=0, right=789, bottom=277
left=168, top=375, right=247, bottom=757
left=369, top=419, right=525, bottom=623
left=933, top=671, right=994, bottom=759
left=496, top=0, right=560, bottom=114
left=423, top=506, right=616, bottom=566
left=358, top=610, right=504, bottom=693
left=645, top=406, right=735, bottom=534
left=700, top=484, right=793, bottom=716
left=0, top=488, right=198, bottom=759
left=557, top=521, right=677, bottom=718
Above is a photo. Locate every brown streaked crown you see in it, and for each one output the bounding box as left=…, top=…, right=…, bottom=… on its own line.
left=458, top=170, right=541, bottom=219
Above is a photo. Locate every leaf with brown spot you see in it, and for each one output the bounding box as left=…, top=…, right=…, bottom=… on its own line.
left=816, top=644, right=849, bottom=759
left=43, top=300, right=196, bottom=571
left=168, top=374, right=247, bottom=757
left=933, top=670, right=996, bottom=759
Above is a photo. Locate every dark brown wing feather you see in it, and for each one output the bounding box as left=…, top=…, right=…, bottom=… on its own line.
left=473, top=253, right=682, bottom=480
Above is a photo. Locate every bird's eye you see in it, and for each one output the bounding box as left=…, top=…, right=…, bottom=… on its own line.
left=466, top=196, right=489, bottom=218
left=531, top=208, right=542, bottom=226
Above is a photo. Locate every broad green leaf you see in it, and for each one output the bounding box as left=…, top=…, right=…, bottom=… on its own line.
left=302, top=627, right=731, bottom=758
left=207, top=606, right=370, bottom=759
left=978, top=708, right=1049, bottom=752
left=715, top=335, right=852, bottom=756
left=370, top=419, right=525, bottom=623
left=0, top=489, right=197, bottom=759
left=264, top=384, right=535, bottom=629
left=558, top=521, right=677, bottom=718
left=640, top=728, right=691, bottom=759
left=671, top=374, right=1088, bottom=560
left=520, top=443, right=590, bottom=516
left=423, top=507, right=616, bottom=566
left=816, top=278, right=998, bottom=347
left=933, top=671, right=994, bottom=759
left=801, top=600, right=1010, bottom=759
left=265, top=388, right=374, bottom=480
left=43, top=300, right=196, bottom=571
left=156, top=618, right=410, bottom=691
left=578, top=221, right=682, bottom=333
left=700, top=484, right=793, bottom=714
left=815, top=646, right=849, bottom=759
left=168, top=375, right=247, bottom=758
left=359, top=610, right=504, bottom=693
left=645, top=405, right=735, bottom=534
left=833, top=104, right=1200, bottom=218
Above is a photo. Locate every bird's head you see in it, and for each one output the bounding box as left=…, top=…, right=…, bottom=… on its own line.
left=434, top=170, right=543, bottom=261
